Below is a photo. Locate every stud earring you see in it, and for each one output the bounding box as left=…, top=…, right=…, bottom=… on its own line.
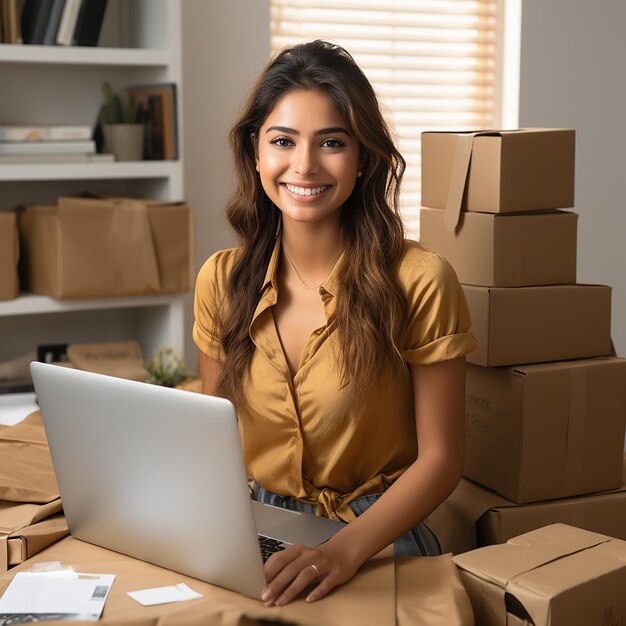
left=357, top=171, right=363, bottom=178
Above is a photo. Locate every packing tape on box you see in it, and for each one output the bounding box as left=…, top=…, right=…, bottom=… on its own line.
left=565, top=367, right=587, bottom=494
left=445, top=134, right=476, bottom=232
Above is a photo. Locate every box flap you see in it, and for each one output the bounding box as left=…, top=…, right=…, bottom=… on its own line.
left=421, top=128, right=576, bottom=230
left=453, top=524, right=612, bottom=588
left=439, top=131, right=496, bottom=232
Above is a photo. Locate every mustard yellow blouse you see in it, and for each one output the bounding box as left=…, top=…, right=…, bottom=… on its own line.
left=193, top=238, right=476, bottom=522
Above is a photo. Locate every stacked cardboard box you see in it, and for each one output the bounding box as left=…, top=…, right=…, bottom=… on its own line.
left=420, top=129, right=626, bottom=544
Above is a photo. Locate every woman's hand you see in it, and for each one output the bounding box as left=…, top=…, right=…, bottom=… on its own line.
left=261, top=539, right=361, bottom=607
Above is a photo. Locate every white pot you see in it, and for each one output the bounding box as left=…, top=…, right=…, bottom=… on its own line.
left=102, top=124, right=145, bottom=161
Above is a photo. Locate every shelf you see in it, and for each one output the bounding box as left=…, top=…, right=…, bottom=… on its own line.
left=0, top=293, right=187, bottom=317
left=0, top=160, right=181, bottom=182
left=0, top=44, right=169, bottom=67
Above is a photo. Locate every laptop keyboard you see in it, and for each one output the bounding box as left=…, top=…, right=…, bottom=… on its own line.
left=257, top=534, right=288, bottom=562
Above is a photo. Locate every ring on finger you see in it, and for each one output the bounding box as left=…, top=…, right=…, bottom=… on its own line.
left=308, top=564, right=320, bottom=579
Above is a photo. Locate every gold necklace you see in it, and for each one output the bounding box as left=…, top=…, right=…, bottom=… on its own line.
left=283, top=248, right=341, bottom=290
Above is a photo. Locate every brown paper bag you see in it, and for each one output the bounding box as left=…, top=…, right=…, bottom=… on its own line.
left=0, top=211, right=19, bottom=300
left=143, top=199, right=195, bottom=293
left=78, top=194, right=195, bottom=293
left=18, top=197, right=161, bottom=298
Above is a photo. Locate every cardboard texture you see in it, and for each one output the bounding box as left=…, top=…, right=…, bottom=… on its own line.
left=0, top=538, right=473, bottom=626
left=463, top=284, right=612, bottom=366
left=0, top=211, right=19, bottom=300
left=453, top=524, right=626, bottom=626
left=0, top=413, right=68, bottom=572
left=426, top=455, right=626, bottom=556
left=421, top=129, right=576, bottom=228
left=67, top=341, right=147, bottom=382
left=18, top=196, right=193, bottom=298
left=420, top=208, right=578, bottom=287
left=0, top=412, right=59, bottom=504
left=464, top=357, right=626, bottom=502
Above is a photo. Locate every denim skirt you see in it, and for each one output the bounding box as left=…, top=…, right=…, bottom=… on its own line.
left=252, top=482, right=441, bottom=557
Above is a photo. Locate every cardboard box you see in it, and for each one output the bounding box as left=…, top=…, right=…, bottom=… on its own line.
left=453, top=524, right=626, bottom=626
left=425, top=456, right=626, bottom=556
left=464, top=284, right=612, bottom=366
left=464, top=358, right=626, bottom=503
left=18, top=196, right=194, bottom=299
left=420, top=208, right=577, bottom=287
left=0, top=211, right=19, bottom=300
left=421, top=129, right=575, bottom=231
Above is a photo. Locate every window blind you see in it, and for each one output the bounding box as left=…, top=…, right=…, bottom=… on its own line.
left=270, top=0, right=502, bottom=238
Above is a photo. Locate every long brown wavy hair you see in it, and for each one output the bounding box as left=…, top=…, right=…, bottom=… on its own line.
left=217, top=40, right=408, bottom=409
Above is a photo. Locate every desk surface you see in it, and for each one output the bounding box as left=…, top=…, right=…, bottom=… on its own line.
left=0, top=537, right=474, bottom=626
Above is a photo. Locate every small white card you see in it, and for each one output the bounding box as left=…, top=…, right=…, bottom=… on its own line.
left=128, top=583, right=203, bottom=606
left=0, top=570, right=115, bottom=621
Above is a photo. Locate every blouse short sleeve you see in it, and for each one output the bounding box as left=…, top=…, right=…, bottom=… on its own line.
left=399, top=243, right=477, bottom=365
left=193, top=248, right=237, bottom=363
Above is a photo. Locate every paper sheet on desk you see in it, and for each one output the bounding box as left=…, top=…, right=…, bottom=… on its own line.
left=0, top=570, right=115, bottom=621
left=128, top=582, right=203, bottom=606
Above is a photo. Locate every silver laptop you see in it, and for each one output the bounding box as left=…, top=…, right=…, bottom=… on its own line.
left=30, top=362, right=344, bottom=599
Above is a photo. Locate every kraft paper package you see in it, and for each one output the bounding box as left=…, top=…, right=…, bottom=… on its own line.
left=0, top=412, right=68, bottom=572
left=67, top=341, right=148, bottom=382
left=0, top=537, right=475, bottom=626
left=453, top=524, right=626, bottom=626
left=18, top=196, right=194, bottom=298
left=0, top=211, right=19, bottom=300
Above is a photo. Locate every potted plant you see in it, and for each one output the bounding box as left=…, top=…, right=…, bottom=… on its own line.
left=100, top=82, right=144, bottom=161
left=145, top=347, right=189, bottom=388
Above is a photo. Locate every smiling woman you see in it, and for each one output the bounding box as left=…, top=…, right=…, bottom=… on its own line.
left=255, top=89, right=361, bottom=231
left=193, top=40, right=477, bottom=607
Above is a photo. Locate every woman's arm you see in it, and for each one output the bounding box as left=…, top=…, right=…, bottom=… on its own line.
left=199, top=351, right=222, bottom=397
left=261, top=356, right=466, bottom=606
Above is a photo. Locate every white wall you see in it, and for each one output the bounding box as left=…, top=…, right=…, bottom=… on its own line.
left=181, top=0, right=270, bottom=374
left=518, top=0, right=626, bottom=357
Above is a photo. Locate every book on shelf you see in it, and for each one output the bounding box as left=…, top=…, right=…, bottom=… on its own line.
left=1, top=0, right=22, bottom=43
left=21, top=0, right=54, bottom=44
left=0, top=139, right=96, bottom=154
left=54, top=0, right=79, bottom=45
left=41, top=0, right=65, bottom=45
left=0, top=124, right=92, bottom=141
left=126, top=83, right=178, bottom=160
left=0, top=152, right=113, bottom=163
left=71, top=0, right=107, bottom=46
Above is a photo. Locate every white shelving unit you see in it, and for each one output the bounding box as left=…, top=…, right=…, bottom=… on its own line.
left=0, top=0, right=186, bottom=367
